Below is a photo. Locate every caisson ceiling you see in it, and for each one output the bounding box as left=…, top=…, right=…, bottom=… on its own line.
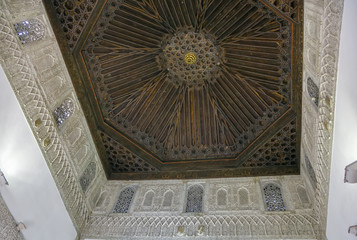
left=44, top=0, right=303, bottom=180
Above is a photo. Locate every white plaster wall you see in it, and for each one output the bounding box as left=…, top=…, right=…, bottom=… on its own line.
left=327, top=1, right=357, bottom=239
left=0, top=65, right=77, bottom=240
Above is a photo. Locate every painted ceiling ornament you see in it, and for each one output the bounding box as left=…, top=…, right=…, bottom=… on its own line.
left=14, top=19, right=45, bottom=44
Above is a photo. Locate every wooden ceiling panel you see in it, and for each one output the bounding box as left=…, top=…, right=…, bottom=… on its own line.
left=44, top=0, right=303, bottom=180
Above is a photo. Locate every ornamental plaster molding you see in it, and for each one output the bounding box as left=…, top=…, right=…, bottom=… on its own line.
left=0, top=193, right=24, bottom=240
left=82, top=213, right=318, bottom=239
left=312, top=0, right=344, bottom=239
left=0, top=0, right=106, bottom=231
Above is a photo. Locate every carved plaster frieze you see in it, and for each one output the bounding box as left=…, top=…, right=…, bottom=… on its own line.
left=313, top=0, right=344, bottom=238
left=0, top=0, right=107, bottom=231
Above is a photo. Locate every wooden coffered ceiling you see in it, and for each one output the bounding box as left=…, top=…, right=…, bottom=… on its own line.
left=44, top=0, right=303, bottom=180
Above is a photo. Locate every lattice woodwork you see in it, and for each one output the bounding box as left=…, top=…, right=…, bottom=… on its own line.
left=52, top=0, right=97, bottom=49
left=266, top=0, right=299, bottom=21
left=264, top=183, right=286, bottom=211
left=112, top=187, right=135, bottom=213
left=242, top=118, right=298, bottom=168
left=100, top=131, right=158, bottom=173
left=185, top=185, right=204, bottom=213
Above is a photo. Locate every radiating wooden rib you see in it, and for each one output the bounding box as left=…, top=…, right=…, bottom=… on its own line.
left=112, top=71, right=167, bottom=115
left=235, top=67, right=280, bottom=83
left=109, top=73, right=160, bottom=107
left=239, top=22, right=281, bottom=41
left=218, top=10, right=265, bottom=42
left=245, top=81, right=275, bottom=107
left=118, top=73, right=166, bottom=119
left=106, top=23, right=160, bottom=46
left=219, top=70, right=259, bottom=122
left=225, top=51, right=280, bottom=65
left=203, top=0, right=233, bottom=28
left=106, top=66, right=160, bottom=96
left=137, top=82, right=173, bottom=131
left=167, top=0, right=184, bottom=28
left=151, top=0, right=173, bottom=31
left=112, top=14, right=165, bottom=37
left=159, top=0, right=177, bottom=30
left=95, top=46, right=160, bottom=64
left=98, top=50, right=155, bottom=69
left=203, top=86, right=212, bottom=146
left=246, top=79, right=283, bottom=101
left=227, top=62, right=281, bottom=78
left=197, top=0, right=215, bottom=30
left=109, top=19, right=162, bottom=42
left=157, top=89, right=185, bottom=143
left=102, top=32, right=147, bottom=49
left=188, top=0, right=200, bottom=28
left=222, top=12, right=271, bottom=41
left=183, top=0, right=197, bottom=28
left=125, top=78, right=168, bottom=124
left=101, top=53, right=151, bottom=74
left=131, top=0, right=174, bottom=33
left=224, top=70, right=267, bottom=114
left=209, top=83, right=245, bottom=134
left=103, top=60, right=158, bottom=88
left=212, top=79, right=251, bottom=128
left=178, top=1, right=191, bottom=26
left=232, top=17, right=271, bottom=39
left=208, top=1, right=248, bottom=36
left=102, top=54, right=155, bottom=78
left=174, top=1, right=188, bottom=26
left=225, top=56, right=280, bottom=73
left=216, top=74, right=254, bottom=124
left=185, top=90, right=192, bottom=147
left=119, top=3, right=168, bottom=31
left=158, top=87, right=186, bottom=144
left=223, top=17, right=272, bottom=42
left=137, top=80, right=175, bottom=132
left=149, top=87, right=180, bottom=140
left=109, top=69, right=160, bottom=100
left=222, top=41, right=280, bottom=54
left=103, top=28, right=154, bottom=48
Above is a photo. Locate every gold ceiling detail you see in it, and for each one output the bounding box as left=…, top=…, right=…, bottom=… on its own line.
left=184, top=52, right=197, bottom=65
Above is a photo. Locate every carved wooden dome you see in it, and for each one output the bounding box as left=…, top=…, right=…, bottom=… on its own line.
left=45, top=0, right=303, bottom=180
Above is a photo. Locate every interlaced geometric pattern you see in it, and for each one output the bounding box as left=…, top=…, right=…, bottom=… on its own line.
left=100, top=131, right=158, bottom=173
left=242, top=119, right=298, bottom=168
left=266, top=0, right=298, bottom=21
left=113, top=187, right=135, bottom=213
left=185, top=185, right=204, bottom=213
left=52, top=0, right=98, bottom=49
left=263, top=183, right=286, bottom=211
